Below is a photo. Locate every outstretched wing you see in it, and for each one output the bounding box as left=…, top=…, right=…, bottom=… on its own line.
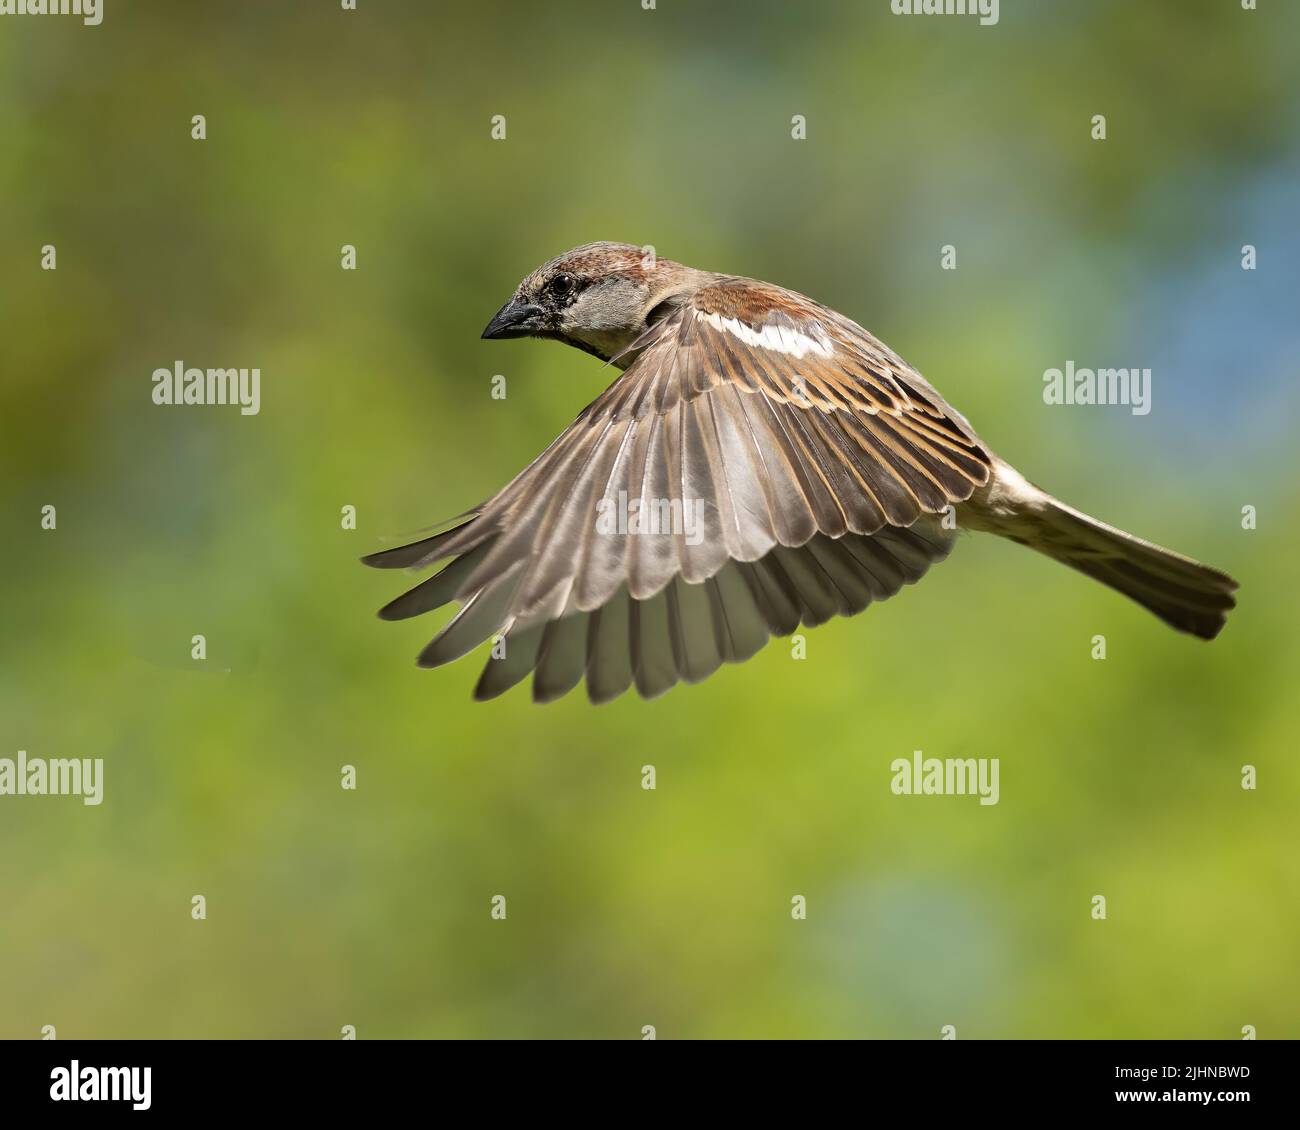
left=365, top=277, right=991, bottom=702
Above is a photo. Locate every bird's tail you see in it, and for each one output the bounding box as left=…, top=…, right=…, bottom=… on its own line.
left=996, top=494, right=1238, bottom=639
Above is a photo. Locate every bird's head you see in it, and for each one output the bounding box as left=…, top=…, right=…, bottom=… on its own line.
left=481, top=241, right=704, bottom=365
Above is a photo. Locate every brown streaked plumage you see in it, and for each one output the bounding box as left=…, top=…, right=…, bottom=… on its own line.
left=365, top=242, right=1238, bottom=703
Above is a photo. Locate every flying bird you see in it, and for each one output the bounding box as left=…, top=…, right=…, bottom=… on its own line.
left=365, top=242, right=1237, bottom=703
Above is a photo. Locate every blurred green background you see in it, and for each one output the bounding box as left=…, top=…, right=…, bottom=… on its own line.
left=2, top=0, right=1297, bottom=1039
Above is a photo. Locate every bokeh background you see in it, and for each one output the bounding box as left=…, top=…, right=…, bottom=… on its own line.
left=2, top=0, right=1297, bottom=1039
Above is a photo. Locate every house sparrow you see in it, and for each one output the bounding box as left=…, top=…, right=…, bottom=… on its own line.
left=365, top=242, right=1238, bottom=703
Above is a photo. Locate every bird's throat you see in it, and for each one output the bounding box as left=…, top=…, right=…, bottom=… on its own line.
left=561, top=326, right=640, bottom=368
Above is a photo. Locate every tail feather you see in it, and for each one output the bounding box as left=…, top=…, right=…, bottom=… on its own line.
left=1012, top=497, right=1238, bottom=640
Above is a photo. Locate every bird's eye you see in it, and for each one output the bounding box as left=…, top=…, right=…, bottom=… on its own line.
left=547, top=273, right=576, bottom=298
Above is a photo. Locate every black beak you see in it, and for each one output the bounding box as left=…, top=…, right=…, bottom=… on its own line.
left=481, top=298, right=544, bottom=340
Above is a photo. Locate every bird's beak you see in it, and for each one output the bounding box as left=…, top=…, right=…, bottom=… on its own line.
left=481, top=297, right=544, bottom=340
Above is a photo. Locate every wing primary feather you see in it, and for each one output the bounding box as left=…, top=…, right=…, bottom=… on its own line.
left=631, top=591, right=678, bottom=698
left=474, top=620, right=546, bottom=701
left=377, top=541, right=494, bottom=621
left=586, top=589, right=634, bottom=704
left=417, top=569, right=520, bottom=669
left=361, top=514, right=481, bottom=570
left=532, top=614, right=589, bottom=703
left=668, top=578, right=725, bottom=683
